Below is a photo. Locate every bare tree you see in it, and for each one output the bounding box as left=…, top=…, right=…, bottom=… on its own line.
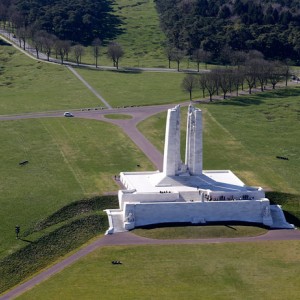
left=16, top=26, right=28, bottom=49
left=107, top=42, right=124, bottom=69
left=43, top=33, right=56, bottom=61
left=62, top=40, right=71, bottom=61
left=230, top=51, right=247, bottom=69
left=198, top=74, right=207, bottom=98
left=242, top=60, right=257, bottom=94
left=165, top=45, right=173, bottom=69
left=92, top=38, right=101, bottom=68
left=253, top=58, right=270, bottom=91
left=268, top=61, right=284, bottom=89
left=32, top=31, right=45, bottom=59
left=73, top=44, right=85, bottom=65
left=204, top=73, right=218, bottom=101
left=181, top=74, right=198, bottom=101
left=55, top=40, right=68, bottom=64
left=171, top=48, right=185, bottom=71
left=214, top=69, right=233, bottom=99
left=282, top=59, right=292, bottom=87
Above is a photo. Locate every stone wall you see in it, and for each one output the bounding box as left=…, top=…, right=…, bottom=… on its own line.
left=123, top=199, right=272, bottom=228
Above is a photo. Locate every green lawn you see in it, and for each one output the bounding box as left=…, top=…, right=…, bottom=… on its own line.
left=18, top=241, right=300, bottom=300
left=75, top=68, right=194, bottom=107
left=0, top=118, right=154, bottom=259
left=133, top=225, right=267, bottom=239
left=0, top=44, right=100, bottom=115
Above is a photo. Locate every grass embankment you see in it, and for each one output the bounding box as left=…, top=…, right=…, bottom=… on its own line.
left=19, top=241, right=300, bottom=300
left=0, top=118, right=154, bottom=260
left=0, top=195, right=118, bottom=294
left=138, top=87, right=300, bottom=224
left=0, top=44, right=100, bottom=115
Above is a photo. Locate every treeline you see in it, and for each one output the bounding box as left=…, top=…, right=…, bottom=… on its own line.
left=182, top=57, right=292, bottom=101
left=0, top=0, right=122, bottom=45
left=155, top=0, right=300, bottom=62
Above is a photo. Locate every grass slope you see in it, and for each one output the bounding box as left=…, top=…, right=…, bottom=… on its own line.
left=19, top=241, right=300, bottom=300
left=0, top=118, right=154, bottom=260
left=0, top=44, right=100, bottom=115
left=0, top=196, right=119, bottom=294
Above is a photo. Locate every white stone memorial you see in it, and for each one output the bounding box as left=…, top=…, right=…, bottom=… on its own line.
left=105, top=105, right=294, bottom=234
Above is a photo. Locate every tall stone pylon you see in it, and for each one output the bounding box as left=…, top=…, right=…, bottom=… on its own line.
left=163, top=105, right=182, bottom=176
left=185, top=105, right=203, bottom=175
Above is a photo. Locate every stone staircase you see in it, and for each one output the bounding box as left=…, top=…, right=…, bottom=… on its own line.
left=270, top=205, right=295, bottom=229
left=104, top=209, right=126, bottom=234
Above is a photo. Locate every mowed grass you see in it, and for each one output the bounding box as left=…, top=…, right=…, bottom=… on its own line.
left=138, top=87, right=300, bottom=219
left=75, top=68, right=194, bottom=107
left=0, top=44, right=100, bottom=115
left=19, top=241, right=300, bottom=300
left=67, top=0, right=168, bottom=68
left=0, top=118, right=154, bottom=259
left=133, top=225, right=267, bottom=239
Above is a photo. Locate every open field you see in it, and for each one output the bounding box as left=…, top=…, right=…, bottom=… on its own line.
left=75, top=68, right=193, bottom=107
left=0, top=118, right=154, bottom=259
left=0, top=44, right=101, bottom=115
left=138, top=87, right=300, bottom=221
left=19, top=241, right=300, bottom=300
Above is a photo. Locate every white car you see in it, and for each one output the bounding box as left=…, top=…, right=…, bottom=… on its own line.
left=64, top=112, right=74, bottom=117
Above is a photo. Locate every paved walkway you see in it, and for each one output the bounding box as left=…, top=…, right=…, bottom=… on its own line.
left=1, top=229, right=300, bottom=300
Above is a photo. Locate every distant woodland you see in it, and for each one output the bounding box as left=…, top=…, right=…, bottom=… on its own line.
left=0, top=0, right=122, bottom=45
left=155, top=0, right=300, bottom=62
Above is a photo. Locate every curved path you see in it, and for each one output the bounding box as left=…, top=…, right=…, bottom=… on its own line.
left=1, top=229, right=300, bottom=300
left=0, top=103, right=188, bottom=170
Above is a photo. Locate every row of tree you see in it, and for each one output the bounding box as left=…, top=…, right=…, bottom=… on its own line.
left=12, top=28, right=124, bottom=69
left=155, top=0, right=300, bottom=62
left=181, top=58, right=292, bottom=101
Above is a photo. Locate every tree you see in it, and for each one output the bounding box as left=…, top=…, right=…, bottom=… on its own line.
left=92, top=38, right=101, bottom=68
left=242, top=60, right=257, bottom=94
left=171, top=48, right=185, bottom=71
left=107, top=42, right=124, bottom=69
left=42, top=33, right=56, bottom=61
left=198, top=74, right=207, bottom=98
left=192, top=48, right=211, bottom=72
left=73, top=44, right=85, bottom=65
left=32, top=31, right=45, bottom=59
left=204, top=73, right=217, bottom=101
left=215, top=69, right=233, bottom=99
left=165, top=45, right=173, bottom=69
left=268, top=61, right=284, bottom=89
left=181, top=74, right=198, bottom=101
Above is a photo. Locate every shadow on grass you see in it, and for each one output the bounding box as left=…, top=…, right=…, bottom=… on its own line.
left=266, top=191, right=300, bottom=227
left=212, top=87, right=300, bottom=107
left=135, top=221, right=269, bottom=230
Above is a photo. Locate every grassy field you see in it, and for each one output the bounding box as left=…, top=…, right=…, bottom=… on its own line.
left=75, top=68, right=194, bottom=107
left=18, top=241, right=300, bottom=300
left=0, top=118, right=154, bottom=260
left=0, top=44, right=102, bottom=115
left=138, top=87, right=300, bottom=221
